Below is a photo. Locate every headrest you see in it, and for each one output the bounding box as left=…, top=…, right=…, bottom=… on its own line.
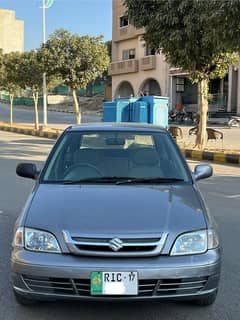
left=74, top=149, right=101, bottom=164
left=131, top=148, right=159, bottom=166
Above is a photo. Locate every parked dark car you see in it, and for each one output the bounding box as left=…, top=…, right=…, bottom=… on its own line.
left=11, top=123, right=221, bottom=306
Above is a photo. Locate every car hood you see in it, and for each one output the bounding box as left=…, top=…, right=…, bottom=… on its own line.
left=25, top=184, right=206, bottom=239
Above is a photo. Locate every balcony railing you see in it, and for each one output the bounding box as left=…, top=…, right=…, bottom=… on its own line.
left=140, top=55, right=156, bottom=70
left=113, top=26, right=145, bottom=42
left=108, top=59, right=139, bottom=75
left=119, top=27, right=128, bottom=36
left=169, top=67, right=188, bottom=75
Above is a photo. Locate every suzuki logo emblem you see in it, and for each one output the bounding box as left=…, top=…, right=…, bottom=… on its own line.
left=109, top=238, right=123, bottom=252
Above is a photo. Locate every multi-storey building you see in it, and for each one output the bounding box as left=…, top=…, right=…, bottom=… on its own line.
left=109, top=0, right=170, bottom=100
left=0, top=9, right=24, bottom=53
left=109, top=0, right=240, bottom=114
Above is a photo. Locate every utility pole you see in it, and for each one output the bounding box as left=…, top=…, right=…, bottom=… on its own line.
left=41, top=0, right=54, bottom=126
left=42, top=0, right=47, bottom=126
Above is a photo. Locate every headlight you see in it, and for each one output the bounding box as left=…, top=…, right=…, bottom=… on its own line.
left=171, top=229, right=219, bottom=256
left=171, top=230, right=207, bottom=256
left=25, top=228, right=61, bottom=253
left=13, top=227, right=61, bottom=253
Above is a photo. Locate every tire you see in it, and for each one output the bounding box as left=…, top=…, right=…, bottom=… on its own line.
left=13, top=290, right=38, bottom=306
left=192, top=291, right=217, bottom=306
left=228, top=119, right=240, bottom=127
left=176, top=114, right=184, bottom=123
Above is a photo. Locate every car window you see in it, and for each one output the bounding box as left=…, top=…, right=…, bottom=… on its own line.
left=42, top=130, right=190, bottom=183
left=80, top=133, right=154, bottom=149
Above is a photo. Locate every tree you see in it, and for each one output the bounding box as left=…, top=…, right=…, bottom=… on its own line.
left=124, top=0, right=239, bottom=149
left=1, top=52, right=21, bottom=126
left=18, top=50, right=44, bottom=130
left=105, top=41, right=112, bottom=61
left=86, top=40, right=112, bottom=96
left=104, top=40, right=112, bottom=85
left=0, top=49, right=4, bottom=86
left=42, top=29, right=110, bottom=124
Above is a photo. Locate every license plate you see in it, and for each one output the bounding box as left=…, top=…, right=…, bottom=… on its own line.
left=91, top=271, right=138, bottom=295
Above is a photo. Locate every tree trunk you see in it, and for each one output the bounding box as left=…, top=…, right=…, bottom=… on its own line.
left=72, top=89, right=81, bottom=124
left=195, top=78, right=209, bottom=149
left=9, top=94, right=14, bottom=126
left=33, top=91, right=39, bottom=130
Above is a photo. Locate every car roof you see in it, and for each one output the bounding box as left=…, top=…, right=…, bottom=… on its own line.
left=65, top=122, right=167, bottom=133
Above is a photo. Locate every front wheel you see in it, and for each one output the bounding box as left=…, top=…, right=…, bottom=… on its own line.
left=228, top=119, right=240, bottom=127
left=192, top=291, right=217, bottom=306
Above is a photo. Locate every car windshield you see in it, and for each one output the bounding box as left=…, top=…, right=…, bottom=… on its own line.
left=41, top=130, right=190, bottom=183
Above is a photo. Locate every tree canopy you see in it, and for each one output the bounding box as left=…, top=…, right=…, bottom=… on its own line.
left=124, top=0, right=240, bottom=148
left=18, top=50, right=43, bottom=92
left=41, top=29, right=110, bottom=123
left=1, top=52, right=22, bottom=125
left=17, top=50, right=45, bottom=129
left=1, top=52, right=21, bottom=92
left=0, top=49, right=4, bottom=88
left=125, top=0, right=239, bottom=80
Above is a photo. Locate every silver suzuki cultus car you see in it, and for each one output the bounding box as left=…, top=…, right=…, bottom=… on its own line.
left=11, top=123, right=221, bottom=306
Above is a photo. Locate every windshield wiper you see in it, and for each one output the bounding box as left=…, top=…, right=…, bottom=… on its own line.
left=115, top=177, right=185, bottom=185
left=62, top=177, right=135, bottom=184
left=46, top=177, right=185, bottom=185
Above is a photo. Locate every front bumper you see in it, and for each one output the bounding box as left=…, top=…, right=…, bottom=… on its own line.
left=11, top=248, right=221, bottom=301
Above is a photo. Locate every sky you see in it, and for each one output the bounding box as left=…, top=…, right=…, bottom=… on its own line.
left=0, top=0, right=112, bottom=51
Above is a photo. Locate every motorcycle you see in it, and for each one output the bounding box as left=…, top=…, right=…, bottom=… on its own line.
left=169, top=110, right=196, bottom=124
left=228, top=116, right=240, bottom=127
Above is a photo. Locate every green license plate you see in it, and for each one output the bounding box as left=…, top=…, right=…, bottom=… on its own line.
left=91, top=271, right=138, bottom=295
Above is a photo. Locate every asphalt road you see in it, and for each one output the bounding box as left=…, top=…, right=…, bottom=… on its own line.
left=0, top=102, right=101, bottom=125
left=0, top=131, right=240, bottom=319
left=1, top=102, right=240, bottom=151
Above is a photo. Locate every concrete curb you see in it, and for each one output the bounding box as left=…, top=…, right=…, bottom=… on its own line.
left=48, top=108, right=103, bottom=116
left=180, top=148, right=240, bottom=165
left=1, top=124, right=239, bottom=165
left=48, top=108, right=74, bottom=114
left=0, top=124, right=61, bottom=140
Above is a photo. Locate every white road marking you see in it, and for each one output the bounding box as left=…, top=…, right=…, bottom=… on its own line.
left=0, top=210, right=3, bottom=214
left=225, top=194, right=240, bottom=199
left=199, top=181, right=215, bottom=185
left=208, top=192, right=240, bottom=199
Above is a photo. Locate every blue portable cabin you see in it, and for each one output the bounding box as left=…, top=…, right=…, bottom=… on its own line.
left=128, top=99, right=149, bottom=123
left=103, top=98, right=138, bottom=122
left=140, top=96, right=169, bottom=127
left=103, top=96, right=169, bottom=128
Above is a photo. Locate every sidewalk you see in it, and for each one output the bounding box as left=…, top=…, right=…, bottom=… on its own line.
left=0, top=122, right=62, bottom=140
left=177, top=126, right=240, bottom=154
left=0, top=121, right=240, bottom=165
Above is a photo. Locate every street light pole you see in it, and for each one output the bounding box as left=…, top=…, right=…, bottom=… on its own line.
left=42, top=0, right=47, bottom=126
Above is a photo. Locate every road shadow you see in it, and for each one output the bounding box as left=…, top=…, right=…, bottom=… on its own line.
left=0, top=135, right=52, bottom=162
left=10, top=139, right=55, bottom=145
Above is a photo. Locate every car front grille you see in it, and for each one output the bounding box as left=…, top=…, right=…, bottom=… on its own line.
left=62, top=231, right=168, bottom=257
left=156, top=277, right=208, bottom=296
left=22, top=276, right=76, bottom=295
left=22, top=275, right=208, bottom=297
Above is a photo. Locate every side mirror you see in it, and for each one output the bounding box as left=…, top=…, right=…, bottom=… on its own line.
left=16, top=163, right=40, bottom=180
left=193, top=164, right=213, bottom=181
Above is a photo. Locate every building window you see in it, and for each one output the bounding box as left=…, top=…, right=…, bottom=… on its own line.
left=176, top=77, right=185, bottom=92
left=145, top=44, right=156, bottom=56
left=122, top=49, right=135, bottom=60
left=120, top=16, right=129, bottom=28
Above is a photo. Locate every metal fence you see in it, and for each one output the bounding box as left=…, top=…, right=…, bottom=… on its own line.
left=0, top=93, right=43, bottom=107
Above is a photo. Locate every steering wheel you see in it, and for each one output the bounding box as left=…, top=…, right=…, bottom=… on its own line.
left=63, top=163, right=104, bottom=180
